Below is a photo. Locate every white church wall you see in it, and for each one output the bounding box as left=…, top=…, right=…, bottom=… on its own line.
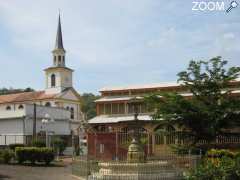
left=61, top=90, right=79, bottom=101
left=24, top=118, right=70, bottom=136
left=25, top=104, right=70, bottom=120
left=60, top=70, right=72, bottom=88
left=0, top=118, right=24, bottom=135
left=0, top=118, right=25, bottom=145
left=0, top=104, right=25, bottom=119
left=24, top=104, right=71, bottom=135
left=62, top=102, right=79, bottom=121
left=46, top=71, right=61, bottom=89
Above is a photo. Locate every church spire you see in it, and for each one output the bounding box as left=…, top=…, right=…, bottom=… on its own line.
left=52, top=14, right=66, bottom=67
left=55, top=14, right=64, bottom=50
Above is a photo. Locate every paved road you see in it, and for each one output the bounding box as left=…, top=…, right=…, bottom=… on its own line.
left=0, top=162, right=79, bottom=180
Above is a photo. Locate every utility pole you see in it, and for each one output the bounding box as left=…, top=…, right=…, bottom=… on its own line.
left=33, top=103, right=37, bottom=141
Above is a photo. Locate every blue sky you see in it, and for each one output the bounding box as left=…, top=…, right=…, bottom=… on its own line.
left=0, top=1, right=239, bottom=94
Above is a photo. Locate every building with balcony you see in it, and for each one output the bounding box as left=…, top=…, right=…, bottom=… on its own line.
left=87, top=81, right=240, bottom=159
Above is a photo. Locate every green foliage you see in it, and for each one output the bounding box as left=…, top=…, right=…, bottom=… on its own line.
left=170, top=145, right=201, bottom=155
left=81, top=93, right=100, bottom=120
left=0, top=149, right=14, bottom=164
left=52, top=138, right=67, bottom=155
left=31, top=139, right=46, bottom=147
left=145, top=57, right=240, bottom=143
left=0, top=87, right=34, bottom=95
left=185, top=156, right=240, bottom=180
left=9, top=143, right=25, bottom=151
left=207, top=149, right=235, bottom=158
left=75, top=147, right=84, bottom=156
left=16, top=147, right=54, bottom=165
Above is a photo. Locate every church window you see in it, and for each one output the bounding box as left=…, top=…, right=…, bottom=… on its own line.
left=70, top=107, right=74, bottom=119
left=51, top=74, right=56, bottom=87
left=6, top=106, right=11, bottom=110
left=18, top=105, right=24, bottom=109
left=58, top=55, right=61, bottom=65
left=54, top=56, right=57, bottom=65
left=45, top=102, right=51, bottom=107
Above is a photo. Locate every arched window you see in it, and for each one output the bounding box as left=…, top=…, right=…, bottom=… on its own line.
left=45, top=102, right=51, bottom=107
left=70, top=107, right=74, bottom=119
left=63, top=56, right=65, bottom=64
left=54, top=56, right=57, bottom=65
left=6, top=106, right=11, bottom=110
left=18, top=105, right=24, bottom=109
left=51, top=74, right=56, bottom=87
left=58, top=56, right=61, bottom=65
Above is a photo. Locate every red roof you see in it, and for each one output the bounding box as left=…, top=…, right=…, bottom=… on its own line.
left=0, top=91, right=57, bottom=104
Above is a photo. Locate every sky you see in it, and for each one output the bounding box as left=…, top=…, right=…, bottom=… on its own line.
left=0, top=0, right=239, bottom=94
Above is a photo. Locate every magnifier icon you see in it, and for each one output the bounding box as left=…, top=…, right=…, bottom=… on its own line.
left=226, top=1, right=238, bottom=13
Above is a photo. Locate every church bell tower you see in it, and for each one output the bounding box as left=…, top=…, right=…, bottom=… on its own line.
left=52, top=15, right=66, bottom=67
left=44, top=14, right=73, bottom=94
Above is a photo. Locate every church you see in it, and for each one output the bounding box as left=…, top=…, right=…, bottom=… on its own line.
left=0, top=15, right=82, bottom=146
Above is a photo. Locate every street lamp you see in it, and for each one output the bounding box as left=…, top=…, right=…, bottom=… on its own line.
left=42, top=114, right=55, bottom=147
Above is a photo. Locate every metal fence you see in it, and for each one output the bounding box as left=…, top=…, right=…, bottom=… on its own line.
left=0, top=134, right=74, bottom=147
left=72, top=131, right=204, bottom=180
left=72, top=131, right=240, bottom=179
left=72, top=154, right=201, bottom=180
left=0, top=135, right=28, bottom=146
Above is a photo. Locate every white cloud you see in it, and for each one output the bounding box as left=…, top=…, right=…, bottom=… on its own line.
left=0, top=0, right=239, bottom=93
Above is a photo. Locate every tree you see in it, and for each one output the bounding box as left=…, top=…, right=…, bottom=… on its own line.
left=0, top=87, right=34, bottom=95
left=146, top=57, right=240, bottom=143
left=81, top=93, right=100, bottom=120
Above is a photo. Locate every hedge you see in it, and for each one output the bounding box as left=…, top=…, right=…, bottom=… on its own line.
left=31, top=140, right=46, bottom=147
left=207, top=149, right=236, bottom=158
left=0, top=149, right=14, bottom=164
left=16, top=147, right=54, bottom=165
left=9, top=143, right=25, bottom=151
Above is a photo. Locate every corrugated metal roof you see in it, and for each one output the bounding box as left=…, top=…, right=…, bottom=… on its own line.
left=95, top=96, right=144, bottom=102
left=100, top=82, right=180, bottom=92
left=95, top=90, right=240, bottom=103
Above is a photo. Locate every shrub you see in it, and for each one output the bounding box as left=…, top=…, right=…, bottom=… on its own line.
left=16, top=147, right=54, bottom=165
left=207, top=149, right=235, bottom=158
left=31, top=140, right=46, bottom=147
left=0, top=149, right=14, bottom=164
left=184, top=152, right=240, bottom=180
left=170, top=145, right=202, bottom=155
left=52, top=138, right=67, bottom=155
left=9, top=143, right=25, bottom=151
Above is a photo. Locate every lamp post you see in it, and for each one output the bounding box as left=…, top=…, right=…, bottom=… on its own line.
left=42, top=114, right=55, bottom=147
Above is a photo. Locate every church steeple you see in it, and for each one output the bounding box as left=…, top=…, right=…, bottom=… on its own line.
left=52, top=14, right=66, bottom=67
left=55, top=15, right=64, bottom=50
left=44, top=14, right=73, bottom=94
